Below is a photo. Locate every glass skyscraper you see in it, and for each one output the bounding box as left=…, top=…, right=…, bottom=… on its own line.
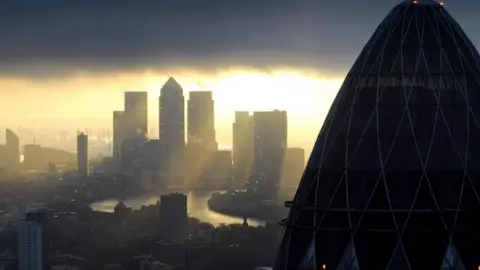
left=275, top=0, right=480, bottom=269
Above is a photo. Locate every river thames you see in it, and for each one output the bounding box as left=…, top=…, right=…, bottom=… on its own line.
left=90, top=190, right=266, bottom=227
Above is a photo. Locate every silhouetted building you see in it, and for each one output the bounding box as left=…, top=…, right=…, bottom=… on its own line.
left=276, top=1, right=480, bottom=269
left=159, top=193, right=187, bottom=236
left=76, top=132, right=88, bottom=178
left=5, top=129, right=20, bottom=170
left=124, top=91, right=148, bottom=138
left=113, top=110, right=125, bottom=169
left=188, top=91, right=217, bottom=151
left=232, top=111, right=254, bottom=188
left=281, top=147, right=305, bottom=187
left=159, top=77, right=185, bottom=152
left=251, top=110, right=287, bottom=197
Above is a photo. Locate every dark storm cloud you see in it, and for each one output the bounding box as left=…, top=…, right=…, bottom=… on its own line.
left=0, top=0, right=479, bottom=77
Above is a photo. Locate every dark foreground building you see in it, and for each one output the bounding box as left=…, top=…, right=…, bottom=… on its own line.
left=275, top=0, right=480, bottom=269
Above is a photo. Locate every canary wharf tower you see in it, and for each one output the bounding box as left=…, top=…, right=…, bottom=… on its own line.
left=275, top=0, right=480, bottom=269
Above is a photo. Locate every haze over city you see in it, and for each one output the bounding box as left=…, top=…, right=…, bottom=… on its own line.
left=1, top=0, right=479, bottom=152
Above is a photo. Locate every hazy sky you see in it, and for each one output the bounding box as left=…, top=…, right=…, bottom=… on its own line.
left=1, top=0, right=479, bottom=147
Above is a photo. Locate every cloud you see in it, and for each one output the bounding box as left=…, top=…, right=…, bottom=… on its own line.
left=0, top=0, right=478, bottom=78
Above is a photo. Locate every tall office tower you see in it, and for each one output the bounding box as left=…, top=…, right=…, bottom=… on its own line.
left=187, top=91, right=217, bottom=151
left=18, top=221, right=43, bottom=270
left=76, top=132, right=89, bottom=178
left=5, top=129, right=20, bottom=170
left=281, top=147, right=305, bottom=187
left=251, top=110, right=287, bottom=197
left=232, top=111, right=254, bottom=188
left=113, top=111, right=125, bottom=168
left=124, top=91, right=148, bottom=138
left=159, top=77, right=185, bottom=152
left=275, top=1, right=480, bottom=269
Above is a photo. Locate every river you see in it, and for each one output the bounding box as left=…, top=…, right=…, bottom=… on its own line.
left=90, top=190, right=266, bottom=227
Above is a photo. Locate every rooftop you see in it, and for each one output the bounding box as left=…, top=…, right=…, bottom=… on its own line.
left=399, top=0, right=444, bottom=6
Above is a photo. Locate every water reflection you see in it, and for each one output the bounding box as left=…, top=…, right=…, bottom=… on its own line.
left=90, top=190, right=266, bottom=227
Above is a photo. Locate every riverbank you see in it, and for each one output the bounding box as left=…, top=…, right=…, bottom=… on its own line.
left=207, top=196, right=288, bottom=223
left=90, top=190, right=267, bottom=227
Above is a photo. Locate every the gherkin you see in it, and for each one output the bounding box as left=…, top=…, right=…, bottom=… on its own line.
left=275, top=0, right=480, bottom=269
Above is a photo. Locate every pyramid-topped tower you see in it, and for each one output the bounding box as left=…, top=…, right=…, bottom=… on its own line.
left=275, top=1, right=480, bottom=269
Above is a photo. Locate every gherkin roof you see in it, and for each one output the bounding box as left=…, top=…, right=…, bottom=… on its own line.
left=276, top=1, right=480, bottom=269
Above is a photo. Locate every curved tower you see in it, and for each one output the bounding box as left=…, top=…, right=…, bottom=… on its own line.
left=275, top=1, right=480, bottom=269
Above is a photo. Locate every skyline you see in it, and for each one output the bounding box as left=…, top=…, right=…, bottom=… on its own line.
left=1, top=0, right=478, bottom=154
left=1, top=74, right=341, bottom=153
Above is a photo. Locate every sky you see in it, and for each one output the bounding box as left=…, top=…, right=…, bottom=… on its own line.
left=1, top=0, right=479, bottom=148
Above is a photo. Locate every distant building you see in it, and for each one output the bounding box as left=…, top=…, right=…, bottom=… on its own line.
left=0, top=145, right=7, bottom=169
left=232, top=111, right=254, bottom=188
left=140, top=169, right=154, bottom=192
left=159, top=193, right=187, bottom=236
left=5, top=129, right=20, bottom=170
left=113, top=110, right=125, bottom=169
left=18, top=221, right=43, bottom=270
left=187, top=91, right=217, bottom=151
left=251, top=110, right=287, bottom=197
left=23, top=145, right=76, bottom=171
left=281, top=147, right=305, bottom=187
left=182, top=142, right=209, bottom=188
left=159, top=77, right=185, bottom=152
left=76, top=133, right=89, bottom=178
left=160, top=78, right=186, bottom=186
left=204, top=150, right=233, bottom=189
left=124, top=91, right=148, bottom=138
left=119, top=137, right=148, bottom=178
left=140, top=139, right=166, bottom=171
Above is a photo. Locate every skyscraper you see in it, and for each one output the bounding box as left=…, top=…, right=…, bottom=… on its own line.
left=159, top=77, right=185, bottom=152
left=187, top=91, right=217, bottom=151
left=251, top=110, right=287, bottom=197
left=76, top=132, right=88, bottom=178
left=232, top=111, right=254, bottom=188
left=275, top=1, right=480, bottom=269
left=113, top=111, right=125, bottom=168
left=5, top=129, right=19, bottom=170
left=124, top=91, right=148, bottom=138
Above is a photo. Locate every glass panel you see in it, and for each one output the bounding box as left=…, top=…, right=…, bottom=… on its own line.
left=336, top=241, right=359, bottom=270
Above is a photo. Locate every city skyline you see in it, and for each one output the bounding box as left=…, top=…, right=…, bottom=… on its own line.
left=0, top=81, right=315, bottom=157
left=3, top=1, right=479, bottom=152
